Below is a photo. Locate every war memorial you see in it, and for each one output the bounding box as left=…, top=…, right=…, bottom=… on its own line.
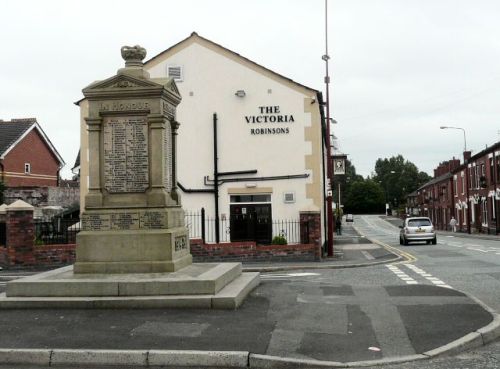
left=0, top=45, right=259, bottom=309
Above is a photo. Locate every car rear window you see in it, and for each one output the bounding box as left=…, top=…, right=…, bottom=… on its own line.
left=408, top=219, right=432, bottom=227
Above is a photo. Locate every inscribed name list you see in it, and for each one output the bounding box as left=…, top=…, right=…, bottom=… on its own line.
left=103, top=116, right=149, bottom=193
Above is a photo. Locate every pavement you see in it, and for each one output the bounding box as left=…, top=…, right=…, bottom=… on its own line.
left=0, top=222, right=498, bottom=368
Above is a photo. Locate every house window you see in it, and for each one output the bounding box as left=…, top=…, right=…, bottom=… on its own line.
left=482, top=200, right=488, bottom=226
left=454, top=176, right=458, bottom=197
left=24, top=163, right=31, bottom=174
left=461, top=171, right=465, bottom=195
left=463, top=207, right=467, bottom=225
left=492, top=196, right=496, bottom=220
left=471, top=201, right=475, bottom=223
left=497, top=156, right=500, bottom=182
left=490, top=158, right=494, bottom=184
left=469, top=169, right=473, bottom=189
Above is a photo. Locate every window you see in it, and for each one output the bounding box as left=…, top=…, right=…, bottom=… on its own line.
left=497, top=156, right=500, bottom=182
left=461, top=171, right=465, bottom=195
left=482, top=200, right=488, bottom=226
left=167, top=65, right=183, bottom=82
left=230, top=194, right=271, bottom=203
left=469, top=168, right=473, bottom=189
left=24, top=163, right=31, bottom=174
left=492, top=196, right=496, bottom=220
left=463, top=207, right=467, bottom=225
left=454, top=176, right=458, bottom=197
left=490, top=158, right=494, bottom=184
left=471, top=201, right=475, bottom=223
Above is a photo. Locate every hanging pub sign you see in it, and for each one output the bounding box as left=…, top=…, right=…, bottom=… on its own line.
left=332, top=154, right=347, bottom=175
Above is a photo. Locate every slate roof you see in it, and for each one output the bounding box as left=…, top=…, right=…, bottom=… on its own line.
left=0, top=118, right=65, bottom=165
left=0, top=118, right=36, bottom=157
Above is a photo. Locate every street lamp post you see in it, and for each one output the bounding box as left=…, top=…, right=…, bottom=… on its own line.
left=440, top=125, right=471, bottom=234
left=323, top=0, right=334, bottom=257
left=440, top=126, right=467, bottom=152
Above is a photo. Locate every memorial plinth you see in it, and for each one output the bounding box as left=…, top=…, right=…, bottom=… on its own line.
left=0, top=45, right=259, bottom=309
left=74, top=45, right=190, bottom=274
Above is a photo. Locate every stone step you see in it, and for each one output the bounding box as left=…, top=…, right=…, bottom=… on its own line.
left=6, top=263, right=243, bottom=297
left=0, top=272, right=260, bottom=310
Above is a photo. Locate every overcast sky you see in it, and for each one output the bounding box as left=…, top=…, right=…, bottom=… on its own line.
left=1, top=0, right=499, bottom=179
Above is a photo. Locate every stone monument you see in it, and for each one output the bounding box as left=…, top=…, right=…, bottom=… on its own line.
left=0, top=46, right=259, bottom=309
left=75, top=45, right=190, bottom=274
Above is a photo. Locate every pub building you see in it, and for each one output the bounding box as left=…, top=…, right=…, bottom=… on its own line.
left=78, top=33, right=328, bottom=247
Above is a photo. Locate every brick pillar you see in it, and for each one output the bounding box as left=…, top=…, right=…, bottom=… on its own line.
left=6, top=200, right=35, bottom=266
left=0, top=204, right=7, bottom=246
left=300, top=211, right=321, bottom=260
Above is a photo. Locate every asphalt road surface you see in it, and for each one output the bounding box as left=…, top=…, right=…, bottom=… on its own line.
left=0, top=216, right=499, bottom=368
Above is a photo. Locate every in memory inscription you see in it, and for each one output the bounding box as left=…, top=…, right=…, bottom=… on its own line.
left=103, top=116, right=149, bottom=193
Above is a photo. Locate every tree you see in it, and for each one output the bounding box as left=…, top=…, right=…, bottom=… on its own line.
left=344, top=179, right=385, bottom=214
left=372, top=155, right=431, bottom=210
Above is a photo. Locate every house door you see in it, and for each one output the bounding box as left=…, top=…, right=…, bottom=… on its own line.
left=230, top=204, right=272, bottom=244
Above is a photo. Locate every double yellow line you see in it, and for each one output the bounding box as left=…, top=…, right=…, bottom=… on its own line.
left=352, top=224, right=417, bottom=264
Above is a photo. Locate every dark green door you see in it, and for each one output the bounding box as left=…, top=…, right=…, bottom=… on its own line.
left=230, top=204, right=272, bottom=244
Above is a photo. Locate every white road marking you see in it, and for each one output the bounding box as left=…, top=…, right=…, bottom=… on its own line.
left=385, top=265, right=418, bottom=285
left=361, top=250, right=375, bottom=260
left=402, top=264, right=454, bottom=289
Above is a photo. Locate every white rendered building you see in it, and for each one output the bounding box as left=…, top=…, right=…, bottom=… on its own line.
left=79, top=33, right=327, bottom=245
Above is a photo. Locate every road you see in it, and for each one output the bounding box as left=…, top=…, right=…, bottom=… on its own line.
left=355, top=215, right=500, bottom=313
left=0, top=217, right=499, bottom=368
left=351, top=214, right=500, bottom=369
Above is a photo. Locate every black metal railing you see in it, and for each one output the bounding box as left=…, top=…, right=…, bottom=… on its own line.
left=0, top=222, right=6, bottom=246
left=184, top=209, right=309, bottom=244
left=34, top=218, right=81, bottom=245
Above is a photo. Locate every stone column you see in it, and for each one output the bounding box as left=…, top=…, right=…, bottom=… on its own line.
left=85, top=117, right=103, bottom=207
left=170, top=120, right=180, bottom=203
left=6, top=200, right=35, bottom=266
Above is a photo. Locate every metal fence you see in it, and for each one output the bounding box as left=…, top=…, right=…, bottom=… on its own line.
left=0, top=222, right=5, bottom=246
left=34, top=218, right=81, bottom=245
left=184, top=209, right=307, bottom=244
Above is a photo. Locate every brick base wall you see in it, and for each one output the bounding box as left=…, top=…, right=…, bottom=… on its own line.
left=0, top=244, right=75, bottom=269
left=190, top=239, right=317, bottom=262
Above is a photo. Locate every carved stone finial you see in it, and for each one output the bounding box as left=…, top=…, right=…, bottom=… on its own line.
left=121, top=45, right=147, bottom=67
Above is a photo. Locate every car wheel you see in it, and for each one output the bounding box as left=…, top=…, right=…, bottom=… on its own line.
left=432, top=237, right=437, bottom=245
left=399, top=237, right=403, bottom=245
left=403, top=237, right=409, bottom=246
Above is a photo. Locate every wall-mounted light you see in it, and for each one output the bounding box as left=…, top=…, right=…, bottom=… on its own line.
left=235, top=90, right=246, bottom=98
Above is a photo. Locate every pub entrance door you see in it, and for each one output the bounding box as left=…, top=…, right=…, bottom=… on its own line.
left=230, top=203, right=272, bottom=244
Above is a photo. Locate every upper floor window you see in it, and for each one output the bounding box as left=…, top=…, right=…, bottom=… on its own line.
left=24, top=163, right=31, bottom=174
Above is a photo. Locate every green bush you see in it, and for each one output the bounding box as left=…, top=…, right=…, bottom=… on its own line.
left=271, top=235, right=287, bottom=245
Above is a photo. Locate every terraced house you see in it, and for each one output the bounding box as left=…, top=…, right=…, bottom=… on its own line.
left=415, top=143, right=500, bottom=234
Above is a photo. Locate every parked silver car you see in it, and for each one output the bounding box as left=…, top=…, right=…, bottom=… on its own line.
left=399, top=217, right=436, bottom=245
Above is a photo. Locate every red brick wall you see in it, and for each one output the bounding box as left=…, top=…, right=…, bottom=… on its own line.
left=6, top=210, right=35, bottom=266
left=190, top=239, right=317, bottom=262
left=299, top=211, right=322, bottom=259
left=2, top=129, right=60, bottom=187
left=33, top=244, right=75, bottom=266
